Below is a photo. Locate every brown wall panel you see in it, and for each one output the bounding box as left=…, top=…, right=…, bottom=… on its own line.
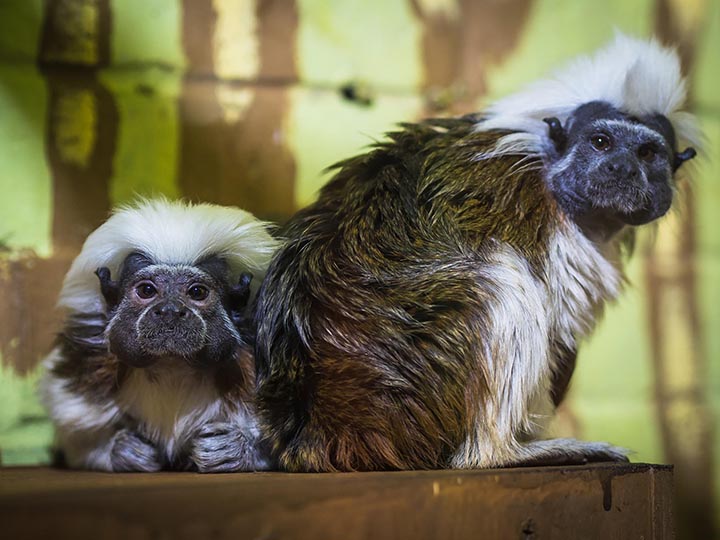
left=178, top=0, right=297, bottom=221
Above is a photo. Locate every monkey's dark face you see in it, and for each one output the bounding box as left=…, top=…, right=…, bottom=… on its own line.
left=546, top=101, right=685, bottom=229
left=97, top=253, right=253, bottom=369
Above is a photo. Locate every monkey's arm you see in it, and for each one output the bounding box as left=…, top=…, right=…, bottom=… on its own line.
left=53, top=424, right=162, bottom=472
left=550, top=343, right=578, bottom=407
left=513, top=347, right=628, bottom=466
left=510, top=346, right=628, bottom=467
left=40, top=348, right=163, bottom=472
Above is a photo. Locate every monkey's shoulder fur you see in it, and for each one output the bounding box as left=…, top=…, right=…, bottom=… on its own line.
left=255, top=116, right=629, bottom=471
left=306, top=117, right=557, bottom=267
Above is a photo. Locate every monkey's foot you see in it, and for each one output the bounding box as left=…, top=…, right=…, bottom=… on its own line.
left=190, top=423, right=270, bottom=473
left=513, top=438, right=630, bottom=467
left=110, top=429, right=163, bottom=472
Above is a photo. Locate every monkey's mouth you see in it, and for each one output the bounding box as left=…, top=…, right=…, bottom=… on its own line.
left=137, top=326, right=207, bottom=359
left=617, top=205, right=670, bottom=226
left=585, top=178, right=672, bottom=226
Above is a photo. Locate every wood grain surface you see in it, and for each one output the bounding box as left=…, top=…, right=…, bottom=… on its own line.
left=0, top=463, right=673, bottom=540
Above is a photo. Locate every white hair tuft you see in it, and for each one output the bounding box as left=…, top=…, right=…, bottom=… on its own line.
left=475, top=33, right=698, bottom=157
left=59, top=197, right=279, bottom=315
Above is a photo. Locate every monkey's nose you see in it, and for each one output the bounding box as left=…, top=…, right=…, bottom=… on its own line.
left=605, top=158, right=639, bottom=181
left=151, top=302, right=188, bottom=321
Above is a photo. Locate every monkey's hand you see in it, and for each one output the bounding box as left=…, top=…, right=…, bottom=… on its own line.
left=190, top=422, right=270, bottom=473
left=110, top=428, right=163, bottom=472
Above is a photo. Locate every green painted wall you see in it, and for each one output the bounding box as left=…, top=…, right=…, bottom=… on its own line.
left=291, top=0, right=425, bottom=206
left=694, top=1, right=720, bottom=494
left=482, top=0, right=654, bottom=103
left=101, top=69, right=182, bottom=205
left=0, top=65, right=52, bottom=257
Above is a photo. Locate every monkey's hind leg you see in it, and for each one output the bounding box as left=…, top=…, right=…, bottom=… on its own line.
left=513, top=438, right=629, bottom=467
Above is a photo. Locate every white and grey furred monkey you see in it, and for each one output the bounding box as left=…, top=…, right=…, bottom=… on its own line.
left=40, top=199, right=279, bottom=472
left=253, top=34, right=700, bottom=471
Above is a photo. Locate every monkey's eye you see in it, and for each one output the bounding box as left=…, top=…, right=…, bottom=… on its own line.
left=638, top=143, right=657, bottom=162
left=135, top=282, right=157, bottom=299
left=590, top=133, right=612, bottom=151
left=187, top=284, right=209, bottom=302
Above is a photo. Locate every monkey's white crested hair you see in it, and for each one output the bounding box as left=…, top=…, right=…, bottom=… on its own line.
left=59, top=198, right=279, bottom=315
left=475, top=33, right=699, bottom=158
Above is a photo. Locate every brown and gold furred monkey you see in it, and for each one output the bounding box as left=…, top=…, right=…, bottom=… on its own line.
left=40, top=199, right=278, bottom=472
left=253, top=35, right=699, bottom=471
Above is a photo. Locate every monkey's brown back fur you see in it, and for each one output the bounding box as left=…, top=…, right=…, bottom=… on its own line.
left=254, top=117, right=561, bottom=471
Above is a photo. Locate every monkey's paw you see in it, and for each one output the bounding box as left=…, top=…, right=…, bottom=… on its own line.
left=190, top=422, right=270, bottom=473
left=110, top=429, right=163, bottom=472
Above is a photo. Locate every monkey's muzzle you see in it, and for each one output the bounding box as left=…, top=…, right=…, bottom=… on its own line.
left=136, top=301, right=207, bottom=358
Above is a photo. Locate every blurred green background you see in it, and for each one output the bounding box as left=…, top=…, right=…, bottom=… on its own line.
left=0, top=0, right=717, bottom=537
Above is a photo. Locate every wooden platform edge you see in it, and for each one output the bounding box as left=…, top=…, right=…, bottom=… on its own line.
left=0, top=463, right=674, bottom=540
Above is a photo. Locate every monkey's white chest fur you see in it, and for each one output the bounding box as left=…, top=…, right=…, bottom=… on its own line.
left=456, top=223, right=623, bottom=467
left=540, top=224, right=624, bottom=406
left=116, top=360, right=246, bottom=460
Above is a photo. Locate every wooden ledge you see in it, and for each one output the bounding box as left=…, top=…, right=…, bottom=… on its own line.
left=1, top=463, right=673, bottom=539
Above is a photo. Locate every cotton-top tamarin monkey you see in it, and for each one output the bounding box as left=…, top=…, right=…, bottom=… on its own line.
left=253, top=34, right=699, bottom=471
left=40, top=199, right=279, bottom=472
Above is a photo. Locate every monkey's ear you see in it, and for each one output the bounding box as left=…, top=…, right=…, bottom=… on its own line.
left=673, top=147, right=696, bottom=172
left=543, top=117, right=567, bottom=153
left=95, top=267, right=120, bottom=309
left=119, top=252, right=153, bottom=279
left=228, top=273, right=253, bottom=325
